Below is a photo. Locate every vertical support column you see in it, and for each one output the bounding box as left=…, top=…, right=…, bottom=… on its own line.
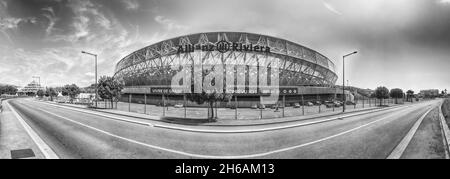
left=144, top=94, right=147, bottom=115
left=260, top=102, right=263, bottom=119
left=333, top=98, right=335, bottom=112
left=235, top=95, right=238, bottom=120
left=162, top=94, right=165, bottom=117
left=184, top=94, right=187, bottom=119
left=362, top=96, right=365, bottom=108
left=317, top=95, right=321, bottom=113
left=282, top=95, right=285, bottom=118
left=301, top=94, right=305, bottom=116
left=128, top=93, right=131, bottom=112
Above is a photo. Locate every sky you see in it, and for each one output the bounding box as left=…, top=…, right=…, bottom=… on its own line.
left=0, top=0, right=449, bottom=92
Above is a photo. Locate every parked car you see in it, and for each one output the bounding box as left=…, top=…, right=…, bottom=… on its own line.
left=174, top=103, right=184, bottom=108
left=345, top=101, right=356, bottom=105
left=293, top=103, right=301, bottom=108
left=306, top=102, right=314, bottom=106
left=258, top=104, right=266, bottom=109
left=334, top=101, right=342, bottom=107
left=251, top=104, right=258, bottom=109
left=324, top=101, right=335, bottom=108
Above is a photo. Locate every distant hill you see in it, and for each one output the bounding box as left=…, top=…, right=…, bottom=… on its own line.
left=0, top=83, right=19, bottom=88
left=335, top=85, right=374, bottom=98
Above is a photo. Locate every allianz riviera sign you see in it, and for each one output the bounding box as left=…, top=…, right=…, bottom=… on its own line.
left=177, top=40, right=271, bottom=54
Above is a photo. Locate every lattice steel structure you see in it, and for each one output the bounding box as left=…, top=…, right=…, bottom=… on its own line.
left=114, top=32, right=337, bottom=92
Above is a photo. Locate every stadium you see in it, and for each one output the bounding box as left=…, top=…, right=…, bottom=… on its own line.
left=113, top=32, right=353, bottom=107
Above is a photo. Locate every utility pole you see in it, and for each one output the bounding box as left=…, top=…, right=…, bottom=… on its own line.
left=342, top=51, right=357, bottom=112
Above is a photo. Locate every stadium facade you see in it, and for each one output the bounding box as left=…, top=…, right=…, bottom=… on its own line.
left=113, top=32, right=352, bottom=107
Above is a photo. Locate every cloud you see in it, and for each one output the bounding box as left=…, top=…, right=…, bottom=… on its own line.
left=122, top=0, right=139, bottom=10
left=439, top=0, right=450, bottom=4
left=154, top=15, right=189, bottom=31
left=42, top=7, right=58, bottom=36
left=322, top=0, right=342, bottom=15
left=0, top=17, right=37, bottom=43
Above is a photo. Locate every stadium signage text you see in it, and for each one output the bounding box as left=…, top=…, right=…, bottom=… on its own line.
left=177, top=40, right=271, bottom=54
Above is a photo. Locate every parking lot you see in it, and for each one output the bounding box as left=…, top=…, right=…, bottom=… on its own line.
left=101, top=98, right=404, bottom=120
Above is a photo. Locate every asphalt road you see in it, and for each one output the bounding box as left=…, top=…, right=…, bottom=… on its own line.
left=5, top=98, right=441, bottom=159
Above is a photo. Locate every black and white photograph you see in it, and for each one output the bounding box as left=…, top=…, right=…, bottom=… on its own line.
left=1, top=0, right=450, bottom=166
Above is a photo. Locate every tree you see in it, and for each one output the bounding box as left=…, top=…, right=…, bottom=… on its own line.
left=406, top=90, right=414, bottom=102
left=46, top=87, right=58, bottom=101
left=0, top=85, right=18, bottom=95
left=62, top=84, right=81, bottom=102
left=36, top=89, right=45, bottom=98
left=374, top=86, right=389, bottom=106
left=389, top=88, right=404, bottom=104
left=186, top=91, right=232, bottom=121
left=97, top=76, right=123, bottom=108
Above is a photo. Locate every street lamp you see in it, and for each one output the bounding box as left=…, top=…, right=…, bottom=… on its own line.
left=81, top=51, right=98, bottom=108
left=342, top=51, right=357, bottom=112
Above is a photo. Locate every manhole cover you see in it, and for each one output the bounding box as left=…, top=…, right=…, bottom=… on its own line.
left=11, top=149, right=35, bottom=159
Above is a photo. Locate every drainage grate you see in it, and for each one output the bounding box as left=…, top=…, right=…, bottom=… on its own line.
left=11, top=149, right=35, bottom=159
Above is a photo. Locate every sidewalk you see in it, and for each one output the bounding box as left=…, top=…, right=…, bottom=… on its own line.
left=41, top=99, right=406, bottom=126
left=401, top=106, right=448, bottom=159
left=0, top=101, right=45, bottom=159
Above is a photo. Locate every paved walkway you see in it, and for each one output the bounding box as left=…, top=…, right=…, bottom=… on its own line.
left=0, top=101, right=45, bottom=159
left=401, top=107, right=447, bottom=158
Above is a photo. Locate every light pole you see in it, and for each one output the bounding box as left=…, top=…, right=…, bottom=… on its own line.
left=342, top=51, right=357, bottom=112
left=81, top=51, right=98, bottom=108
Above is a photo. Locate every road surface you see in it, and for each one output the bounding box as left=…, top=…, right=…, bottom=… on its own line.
left=2, top=98, right=442, bottom=159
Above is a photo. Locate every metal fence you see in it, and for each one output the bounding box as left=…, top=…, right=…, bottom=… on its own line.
left=110, top=94, right=414, bottom=121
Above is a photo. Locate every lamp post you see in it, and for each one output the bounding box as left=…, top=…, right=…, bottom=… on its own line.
left=342, top=51, right=357, bottom=112
left=81, top=51, right=98, bottom=108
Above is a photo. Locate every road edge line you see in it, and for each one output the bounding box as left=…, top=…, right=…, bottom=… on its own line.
left=6, top=101, right=59, bottom=159
left=438, top=100, right=450, bottom=159
left=387, top=105, right=434, bottom=159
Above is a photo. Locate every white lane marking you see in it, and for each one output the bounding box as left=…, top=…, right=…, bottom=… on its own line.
left=6, top=101, right=59, bottom=159
left=37, top=100, right=409, bottom=133
left=387, top=105, right=434, bottom=159
left=438, top=101, right=450, bottom=159
left=37, top=103, right=410, bottom=159
left=38, top=101, right=155, bottom=128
